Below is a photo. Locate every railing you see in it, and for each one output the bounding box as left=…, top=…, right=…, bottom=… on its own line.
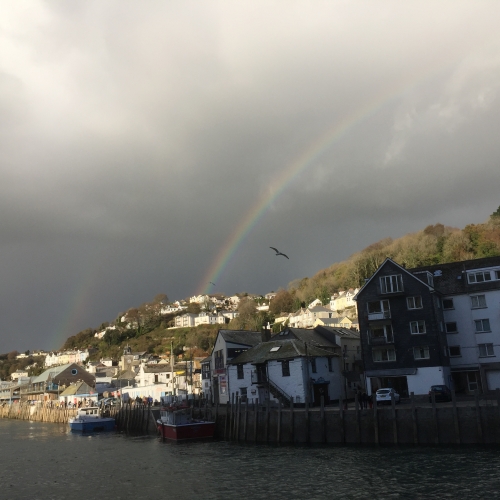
left=267, top=380, right=292, bottom=407
left=368, top=332, right=394, bottom=345
left=367, top=310, right=391, bottom=320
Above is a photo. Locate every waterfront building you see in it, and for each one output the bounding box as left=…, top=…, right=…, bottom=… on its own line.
left=227, top=335, right=342, bottom=406
left=209, top=329, right=263, bottom=404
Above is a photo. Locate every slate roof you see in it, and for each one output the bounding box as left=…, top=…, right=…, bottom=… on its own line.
left=410, top=256, right=500, bottom=296
left=59, top=381, right=94, bottom=396
left=314, top=326, right=360, bottom=340
left=218, top=329, right=263, bottom=346
left=271, top=327, right=338, bottom=349
left=31, top=364, right=73, bottom=383
left=227, top=339, right=339, bottom=365
left=142, top=364, right=173, bottom=373
left=113, top=369, right=137, bottom=380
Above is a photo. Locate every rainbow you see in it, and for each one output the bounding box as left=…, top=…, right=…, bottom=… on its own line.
left=197, top=63, right=450, bottom=295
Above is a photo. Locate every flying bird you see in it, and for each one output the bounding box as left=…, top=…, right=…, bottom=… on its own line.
left=209, top=282, right=216, bottom=286
left=270, top=247, right=289, bottom=259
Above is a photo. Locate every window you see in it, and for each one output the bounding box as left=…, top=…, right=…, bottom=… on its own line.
left=448, top=346, right=462, bottom=357
left=327, top=357, right=334, bottom=372
left=407, top=296, right=423, bottom=309
left=471, top=295, right=487, bottom=309
left=281, top=360, right=290, bottom=377
left=413, top=346, right=430, bottom=360
left=240, top=387, right=247, bottom=397
left=475, top=319, right=491, bottom=333
left=410, top=320, right=426, bottom=334
left=214, top=349, right=224, bottom=369
left=445, top=322, right=458, bottom=333
left=237, top=364, right=244, bottom=379
left=369, top=324, right=394, bottom=342
left=367, top=300, right=390, bottom=314
left=380, top=274, right=403, bottom=294
left=479, top=343, right=494, bottom=357
left=442, top=298, right=454, bottom=310
left=372, top=348, right=396, bottom=362
left=468, top=271, right=492, bottom=283
left=310, top=359, right=317, bottom=373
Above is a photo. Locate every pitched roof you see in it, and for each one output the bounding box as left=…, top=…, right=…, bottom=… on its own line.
left=228, top=339, right=339, bottom=365
left=217, top=329, right=263, bottom=346
left=271, top=327, right=338, bottom=349
left=410, top=256, right=500, bottom=296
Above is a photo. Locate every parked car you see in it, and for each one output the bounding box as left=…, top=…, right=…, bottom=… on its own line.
left=375, top=388, right=400, bottom=404
left=428, top=385, right=452, bottom=403
left=99, top=397, right=118, bottom=407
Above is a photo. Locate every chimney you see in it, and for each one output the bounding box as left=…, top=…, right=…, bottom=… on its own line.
left=261, top=322, right=271, bottom=342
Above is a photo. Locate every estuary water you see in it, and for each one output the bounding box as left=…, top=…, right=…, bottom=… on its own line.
left=1, top=419, right=500, bottom=500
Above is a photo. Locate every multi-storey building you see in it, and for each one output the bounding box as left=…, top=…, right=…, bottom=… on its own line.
left=411, top=256, right=500, bottom=394
left=356, top=256, right=500, bottom=397
left=355, top=258, right=449, bottom=397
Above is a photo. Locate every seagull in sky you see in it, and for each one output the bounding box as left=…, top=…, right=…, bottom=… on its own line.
left=270, top=247, right=289, bottom=259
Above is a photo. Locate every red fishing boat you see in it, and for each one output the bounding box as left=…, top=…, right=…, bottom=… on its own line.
left=157, top=399, right=216, bottom=441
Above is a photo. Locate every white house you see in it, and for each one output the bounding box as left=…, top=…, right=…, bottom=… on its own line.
left=227, top=338, right=342, bottom=406
left=174, top=313, right=197, bottom=328
left=210, top=329, right=264, bottom=405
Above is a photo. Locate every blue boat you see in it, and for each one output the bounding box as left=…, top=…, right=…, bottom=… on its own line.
left=69, top=407, right=115, bottom=433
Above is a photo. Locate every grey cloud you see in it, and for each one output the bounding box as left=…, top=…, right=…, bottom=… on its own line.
left=1, top=1, right=500, bottom=352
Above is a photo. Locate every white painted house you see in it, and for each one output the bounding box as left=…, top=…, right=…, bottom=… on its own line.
left=210, top=329, right=263, bottom=405
left=227, top=338, right=342, bottom=406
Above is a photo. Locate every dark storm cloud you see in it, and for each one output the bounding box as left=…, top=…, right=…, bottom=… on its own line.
left=1, top=0, right=500, bottom=352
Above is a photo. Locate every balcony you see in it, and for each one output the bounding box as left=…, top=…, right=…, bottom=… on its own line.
left=368, top=331, right=394, bottom=345
left=367, top=311, right=391, bottom=321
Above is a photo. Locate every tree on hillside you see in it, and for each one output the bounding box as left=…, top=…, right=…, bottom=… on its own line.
left=269, top=289, right=295, bottom=315
left=186, top=302, right=201, bottom=314
left=491, top=206, right=500, bottom=219
left=153, top=293, right=169, bottom=304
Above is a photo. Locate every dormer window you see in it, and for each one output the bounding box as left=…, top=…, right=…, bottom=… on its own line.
left=468, top=271, right=492, bottom=283
left=380, top=275, right=403, bottom=294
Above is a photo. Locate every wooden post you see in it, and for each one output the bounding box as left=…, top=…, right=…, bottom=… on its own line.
left=451, top=388, right=460, bottom=445
left=277, top=401, right=282, bottom=444
left=497, top=389, right=500, bottom=444
left=475, top=390, right=483, bottom=444
left=266, top=396, right=271, bottom=443
left=305, top=398, right=310, bottom=445
left=290, top=397, right=294, bottom=444
left=410, top=392, right=418, bottom=445
left=214, top=402, right=219, bottom=438
left=230, top=393, right=235, bottom=440
left=355, top=393, right=360, bottom=444
left=253, top=400, right=258, bottom=443
left=224, top=401, right=230, bottom=440
left=320, top=395, right=326, bottom=443
left=339, top=397, right=345, bottom=444
left=243, top=398, right=248, bottom=443
left=431, top=391, right=439, bottom=444
left=391, top=391, right=398, bottom=445
left=235, top=396, right=241, bottom=443
left=373, top=394, right=379, bottom=445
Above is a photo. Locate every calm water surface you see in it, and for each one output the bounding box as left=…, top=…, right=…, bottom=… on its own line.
left=1, top=419, right=500, bottom=499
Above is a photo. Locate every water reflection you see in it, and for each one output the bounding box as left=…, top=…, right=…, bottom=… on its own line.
left=1, top=419, right=499, bottom=499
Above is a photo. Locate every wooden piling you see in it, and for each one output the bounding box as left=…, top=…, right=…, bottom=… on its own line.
left=451, top=389, right=460, bottom=445
left=410, top=392, right=418, bottom=445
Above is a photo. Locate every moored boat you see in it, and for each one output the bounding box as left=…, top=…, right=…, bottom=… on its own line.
left=157, top=398, right=215, bottom=441
left=69, top=407, right=116, bottom=433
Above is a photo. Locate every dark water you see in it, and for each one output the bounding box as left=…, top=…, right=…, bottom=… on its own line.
left=1, top=420, right=500, bottom=500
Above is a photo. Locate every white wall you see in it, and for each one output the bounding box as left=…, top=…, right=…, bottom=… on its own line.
left=407, top=366, right=447, bottom=395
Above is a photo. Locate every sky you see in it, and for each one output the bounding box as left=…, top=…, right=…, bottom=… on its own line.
left=1, top=0, right=500, bottom=354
